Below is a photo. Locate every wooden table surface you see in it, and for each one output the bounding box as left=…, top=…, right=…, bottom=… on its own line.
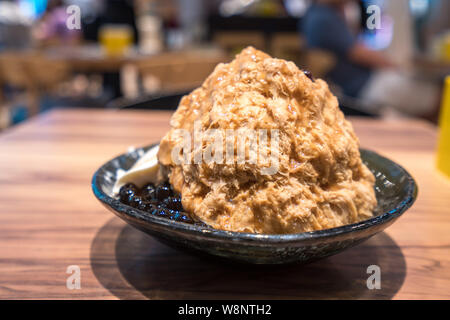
left=0, top=109, right=449, bottom=300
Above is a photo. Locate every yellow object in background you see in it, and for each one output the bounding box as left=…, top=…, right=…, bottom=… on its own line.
left=437, top=76, right=450, bottom=179
left=99, top=24, right=133, bottom=57
left=441, top=34, right=450, bottom=63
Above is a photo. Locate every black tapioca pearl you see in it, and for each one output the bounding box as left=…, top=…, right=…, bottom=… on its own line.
left=138, top=201, right=155, bottom=212
left=129, top=195, right=144, bottom=208
left=162, top=196, right=183, bottom=211
left=119, top=183, right=138, bottom=204
left=156, top=184, right=172, bottom=201
left=303, top=70, right=314, bottom=81
left=117, top=180, right=196, bottom=225
left=141, top=183, right=157, bottom=202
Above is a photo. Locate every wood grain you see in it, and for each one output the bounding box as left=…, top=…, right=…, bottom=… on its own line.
left=0, top=109, right=448, bottom=300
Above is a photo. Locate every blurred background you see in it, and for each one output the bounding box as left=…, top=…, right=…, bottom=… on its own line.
left=0, top=0, right=449, bottom=130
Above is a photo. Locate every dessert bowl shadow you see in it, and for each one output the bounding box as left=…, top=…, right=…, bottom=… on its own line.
left=92, top=144, right=417, bottom=265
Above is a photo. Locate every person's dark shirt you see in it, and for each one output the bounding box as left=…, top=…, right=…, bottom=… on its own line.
left=302, top=4, right=372, bottom=97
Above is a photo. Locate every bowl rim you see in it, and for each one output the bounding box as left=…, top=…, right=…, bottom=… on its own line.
left=92, top=144, right=418, bottom=243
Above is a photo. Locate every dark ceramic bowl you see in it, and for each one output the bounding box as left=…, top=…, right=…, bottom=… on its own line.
left=92, top=144, right=417, bottom=264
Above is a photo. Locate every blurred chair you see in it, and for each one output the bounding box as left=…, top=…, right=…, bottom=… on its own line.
left=134, top=48, right=228, bottom=94
left=0, top=51, right=70, bottom=118
left=270, top=32, right=304, bottom=63
left=213, top=31, right=265, bottom=54
left=27, top=54, right=70, bottom=92
left=304, top=49, right=336, bottom=79
left=296, top=48, right=376, bottom=116
left=0, top=52, right=37, bottom=119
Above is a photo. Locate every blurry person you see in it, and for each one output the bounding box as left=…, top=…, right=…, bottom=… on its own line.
left=34, top=0, right=81, bottom=46
left=302, top=0, right=440, bottom=117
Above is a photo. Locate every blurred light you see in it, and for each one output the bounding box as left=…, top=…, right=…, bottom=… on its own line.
left=284, top=0, right=310, bottom=17
left=219, top=0, right=256, bottom=17
left=409, top=0, right=430, bottom=17
left=18, top=0, right=47, bottom=20
left=0, top=2, right=32, bottom=25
